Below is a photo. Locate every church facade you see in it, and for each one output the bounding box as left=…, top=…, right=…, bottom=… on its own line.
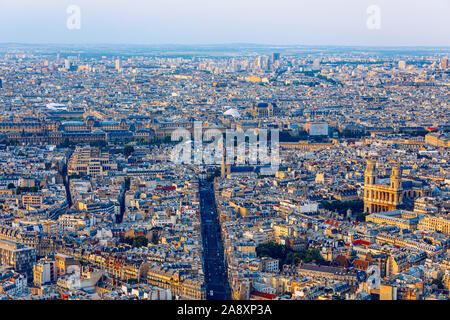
left=363, top=160, right=424, bottom=213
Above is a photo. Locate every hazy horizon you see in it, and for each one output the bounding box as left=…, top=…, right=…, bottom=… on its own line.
left=1, top=0, right=449, bottom=47
left=1, top=43, right=450, bottom=48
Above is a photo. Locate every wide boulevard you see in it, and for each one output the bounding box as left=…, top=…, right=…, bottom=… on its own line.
left=199, top=179, right=231, bottom=300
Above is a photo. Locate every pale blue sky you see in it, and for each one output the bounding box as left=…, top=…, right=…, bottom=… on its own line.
left=0, top=0, right=449, bottom=46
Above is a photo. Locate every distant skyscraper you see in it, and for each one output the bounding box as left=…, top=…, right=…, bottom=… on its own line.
left=115, top=59, right=122, bottom=72
left=313, top=59, right=320, bottom=68
left=255, top=56, right=263, bottom=70
left=398, top=60, right=406, bottom=69
left=272, top=53, right=280, bottom=63
left=64, top=59, right=71, bottom=70
left=441, top=57, right=448, bottom=69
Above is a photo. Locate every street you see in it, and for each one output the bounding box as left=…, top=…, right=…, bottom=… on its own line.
left=199, top=179, right=231, bottom=300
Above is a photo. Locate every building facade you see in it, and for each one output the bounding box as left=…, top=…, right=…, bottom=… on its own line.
left=363, top=161, right=423, bottom=213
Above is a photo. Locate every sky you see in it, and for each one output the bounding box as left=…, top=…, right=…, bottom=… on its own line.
left=0, top=0, right=449, bottom=46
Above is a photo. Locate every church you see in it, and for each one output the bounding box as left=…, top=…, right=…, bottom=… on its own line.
left=363, top=160, right=426, bottom=213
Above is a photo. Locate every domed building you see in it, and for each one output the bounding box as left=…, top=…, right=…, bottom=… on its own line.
left=223, top=108, right=240, bottom=118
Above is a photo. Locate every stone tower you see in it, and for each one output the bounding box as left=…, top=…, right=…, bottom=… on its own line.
left=390, top=165, right=402, bottom=190
left=364, top=160, right=378, bottom=186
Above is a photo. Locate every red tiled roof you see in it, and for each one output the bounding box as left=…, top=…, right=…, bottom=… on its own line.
left=352, top=259, right=369, bottom=270
left=352, top=239, right=371, bottom=246
left=250, top=290, right=277, bottom=300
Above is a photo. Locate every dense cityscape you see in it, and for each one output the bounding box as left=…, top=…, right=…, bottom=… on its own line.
left=0, top=43, right=448, bottom=302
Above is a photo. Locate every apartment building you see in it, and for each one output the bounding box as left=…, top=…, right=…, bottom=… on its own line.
left=0, top=239, right=36, bottom=276
left=68, top=146, right=117, bottom=177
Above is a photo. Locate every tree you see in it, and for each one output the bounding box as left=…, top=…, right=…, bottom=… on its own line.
left=132, top=236, right=148, bottom=248
left=207, top=168, right=221, bottom=182
left=340, top=129, right=368, bottom=139
left=69, top=173, right=81, bottom=179
left=123, top=237, right=134, bottom=246
left=356, top=212, right=370, bottom=222
left=58, top=138, right=76, bottom=149
left=321, top=200, right=364, bottom=215
left=256, top=242, right=324, bottom=265
left=16, top=186, right=39, bottom=195
left=90, top=140, right=107, bottom=149
left=279, top=130, right=308, bottom=142
left=123, top=145, right=135, bottom=157
left=432, top=277, right=444, bottom=290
